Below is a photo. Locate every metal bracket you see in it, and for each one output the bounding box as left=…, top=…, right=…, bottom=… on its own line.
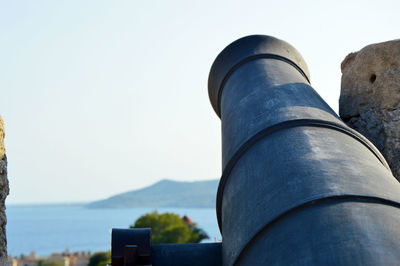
left=111, top=228, right=152, bottom=266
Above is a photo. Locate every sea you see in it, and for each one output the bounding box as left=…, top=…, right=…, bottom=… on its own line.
left=6, top=205, right=221, bottom=257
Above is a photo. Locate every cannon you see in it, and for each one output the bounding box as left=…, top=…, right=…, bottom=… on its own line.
left=209, top=35, right=400, bottom=265
left=111, top=35, right=400, bottom=265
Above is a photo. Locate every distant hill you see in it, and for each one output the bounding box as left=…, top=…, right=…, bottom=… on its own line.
left=86, top=179, right=219, bottom=208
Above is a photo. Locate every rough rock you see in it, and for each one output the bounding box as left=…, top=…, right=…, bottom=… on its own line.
left=339, top=39, right=400, bottom=181
left=0, top=116, right=8, bottom=265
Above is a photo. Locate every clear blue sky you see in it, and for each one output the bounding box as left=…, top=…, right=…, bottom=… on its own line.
left=1, top=0, right=399, bottom=204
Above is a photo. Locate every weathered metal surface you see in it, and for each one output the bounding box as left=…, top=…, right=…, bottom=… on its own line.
left=152, top=243, right=222, bottom=266
left=208, top=35, right=400, bottom=266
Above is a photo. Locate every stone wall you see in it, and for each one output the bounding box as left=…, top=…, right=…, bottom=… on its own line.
left=0, top=116, right=8, bottom=265
left=340, top=39, right=400, bottom=181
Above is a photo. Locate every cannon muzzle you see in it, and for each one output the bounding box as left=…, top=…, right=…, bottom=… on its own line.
left=209, top=35, right=400, bottom=265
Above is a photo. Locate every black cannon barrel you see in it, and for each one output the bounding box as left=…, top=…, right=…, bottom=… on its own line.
left=208, top=35, right=400, bottom=265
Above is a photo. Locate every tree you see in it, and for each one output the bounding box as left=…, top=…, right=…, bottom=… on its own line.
left=88, top=251, right=111, bottom=266
left=37, top=261, right=64, bottom=266
left=130, top=211, right=209, bottom=244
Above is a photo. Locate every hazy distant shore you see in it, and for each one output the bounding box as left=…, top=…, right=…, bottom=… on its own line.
left=6, top=202, right=87, bottom=208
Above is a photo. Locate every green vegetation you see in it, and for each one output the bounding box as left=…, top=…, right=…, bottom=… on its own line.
left=88, top=251, right=111, bottom=266
left=87, top=179, right=218, bottom=208
left=131, top=211, right=209, bottom=244
left=37, top=261, right=64, bottom=266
